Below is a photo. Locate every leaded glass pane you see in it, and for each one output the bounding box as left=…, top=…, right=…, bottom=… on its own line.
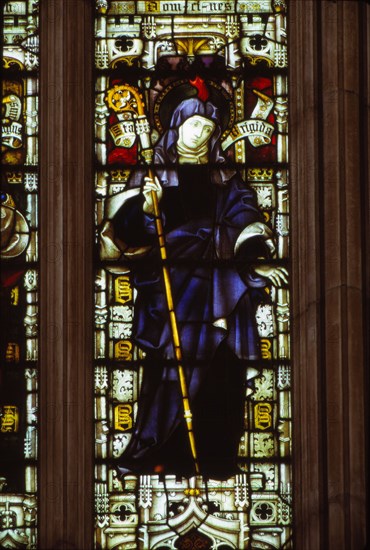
left=94, top=1, right=290, bottom=548
left=0, top=2, right=39, bottom=547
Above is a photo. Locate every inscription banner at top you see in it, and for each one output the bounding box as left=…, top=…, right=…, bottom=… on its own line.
left=137, top=1, right=234, bottom=14
left=3, top=2, right=27, bottom=15
left=108, top=0, right=272, bottom=15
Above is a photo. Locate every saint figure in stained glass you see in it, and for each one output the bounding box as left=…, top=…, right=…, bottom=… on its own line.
left=104, top=79, right=287, bottom=479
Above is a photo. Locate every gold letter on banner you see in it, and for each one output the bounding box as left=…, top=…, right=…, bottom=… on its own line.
left=115, top=276, right=132, bottom=304
left=0, top=406, right=19, bottom=432
left=10, top=286, right=19, bottom=306
left=254, top=403, right=272, bottom=430
left=114, top=340, right=132, bottom=361
left=5, top=342, right=20, bottom=363
left=261, top=338, right=272, bottom=360
left=114, top=404, right=133, bottom=431
left=146, top=1, right=159, bottom=12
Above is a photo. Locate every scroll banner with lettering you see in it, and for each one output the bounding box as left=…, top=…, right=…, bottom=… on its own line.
left=109, top=118, right=151, bottom=148
left=2, top=122, right=23, bottom=149
left=109, top=120, right=137, bottom=148
left=222, top=89, right=274, bottom=150
left=2, top=94, right=23, bottom=149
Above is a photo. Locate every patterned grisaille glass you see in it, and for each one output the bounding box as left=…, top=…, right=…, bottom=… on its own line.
left=94, top=1, right=290, bottom=548
left=0, top=1, right=39, bottom=548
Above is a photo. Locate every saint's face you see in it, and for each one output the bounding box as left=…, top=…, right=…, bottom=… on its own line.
left=178, top=115, right=215, bottom=150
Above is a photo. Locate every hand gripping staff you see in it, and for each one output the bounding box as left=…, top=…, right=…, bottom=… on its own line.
left=116, top=83, right=200, bottom=475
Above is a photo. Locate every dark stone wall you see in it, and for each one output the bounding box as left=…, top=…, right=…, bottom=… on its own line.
left=39, top=1, right=94, bottom=548
left=290, top=1, right=369, bottom=548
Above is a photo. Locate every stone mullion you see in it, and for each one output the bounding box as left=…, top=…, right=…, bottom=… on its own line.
left=291, top=1, right=368, bottom=548
left=39, top=1, right=93, bottom=548
left=321, top=1, right=347, bottom=546
left=322, top=1, right=367, bottom=547
left=342, top=4, right=367, bottom=548
left=290, top=1, right=324, bottom=549
left=39, top=0, right=65, bottom=546
left=363, top=2, right=370, bottom=543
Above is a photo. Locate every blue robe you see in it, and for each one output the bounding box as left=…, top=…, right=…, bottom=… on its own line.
left=115, top=164, right=268, bottom=360
left=110, top=98, right=272, bottom=478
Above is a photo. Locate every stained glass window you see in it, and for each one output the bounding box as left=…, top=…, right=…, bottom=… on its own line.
left=0, top=1, right=39, bottom=548
left=94, top=1, right=290, bottom=548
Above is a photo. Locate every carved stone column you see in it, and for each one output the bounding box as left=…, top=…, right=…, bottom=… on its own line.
left=290, top=1, right=369, bottom=548
left=39, top=1, right=93, bottom=548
